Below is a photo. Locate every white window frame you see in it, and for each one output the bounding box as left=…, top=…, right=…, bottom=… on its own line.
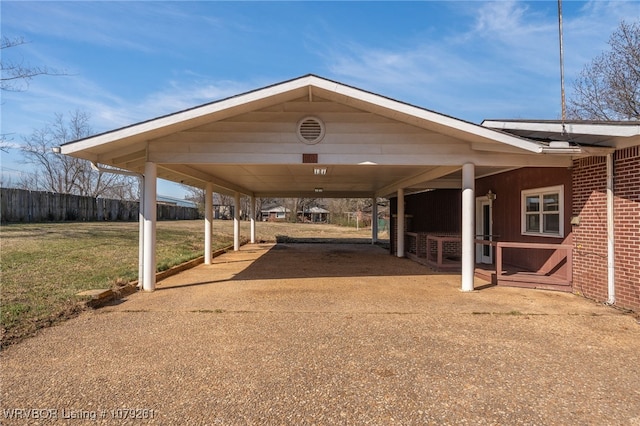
left=521, top=185, right=564, bottom=238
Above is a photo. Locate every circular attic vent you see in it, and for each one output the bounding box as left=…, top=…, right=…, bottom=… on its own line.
left=297, top=116, right=325, bottom=145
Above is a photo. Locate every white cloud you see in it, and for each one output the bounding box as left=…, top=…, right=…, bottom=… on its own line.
left=320, top=0, right=640, bottom=122
left=0, top=141, right=24, bottom=151
left=4, top=2, right=151, bottom=52
left=324, top=32, right=552, bottom=120
left=1, top=68, right=257, bottom=142
left=563, top=1, right=640, bottom=71
left=132, top=78, right=255, bottom=122
left=472, top=1, right=534, bottom=37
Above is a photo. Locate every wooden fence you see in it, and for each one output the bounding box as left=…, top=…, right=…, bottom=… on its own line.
left=0, top=188, right=200, bottom=223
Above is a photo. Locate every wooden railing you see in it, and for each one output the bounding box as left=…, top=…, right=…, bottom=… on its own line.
left=404, top=232, right=573, bottom=289
left=426, top=235, right=461, bottom=270
left=496, top=242, right=573, bottom=285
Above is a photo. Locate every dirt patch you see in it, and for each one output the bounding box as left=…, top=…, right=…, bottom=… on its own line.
left=1, top=302, right=86, bottom=350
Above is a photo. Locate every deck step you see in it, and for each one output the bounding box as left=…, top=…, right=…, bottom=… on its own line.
left=497, top=279, right=572, bottom=292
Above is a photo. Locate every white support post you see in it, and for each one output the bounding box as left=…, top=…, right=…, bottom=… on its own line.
left=234, top=192, right=240, bottom=251
left=137, top=177, right=144, bottom=288
left=397, top=188, right=405, bottom=257
left=143, top=161, right=157, bottom=292
left=250, top=195, right=256, bottom=244
left=461, top=163, right=475, bottom=292
left=371, top=197, right=378, bottom=244
left=204, top=183, right=213, bottom=265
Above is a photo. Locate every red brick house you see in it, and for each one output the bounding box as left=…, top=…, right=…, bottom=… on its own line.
left=391, top=121, right=640, bottom=311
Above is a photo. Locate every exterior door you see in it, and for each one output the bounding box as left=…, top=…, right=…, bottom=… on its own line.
left=475, top=198, right=493, bottom=264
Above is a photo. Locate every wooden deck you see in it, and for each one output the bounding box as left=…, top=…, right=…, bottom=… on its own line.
left=405, top=232, right=573, bottom=292
left=475, top=263, right=572, bottom=292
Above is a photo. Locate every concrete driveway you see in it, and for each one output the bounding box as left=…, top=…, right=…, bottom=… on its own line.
left=2, top=243, right=639, bottom=425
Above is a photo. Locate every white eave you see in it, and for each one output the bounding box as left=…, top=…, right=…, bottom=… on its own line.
left=482, top=119, right=640, bottom=137
left=482, top=119, right=640, bottom=150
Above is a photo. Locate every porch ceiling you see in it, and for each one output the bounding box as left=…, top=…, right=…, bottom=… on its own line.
left=61, top=75, right=577, bottom=198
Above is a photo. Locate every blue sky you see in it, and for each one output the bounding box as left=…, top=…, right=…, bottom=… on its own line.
left=2, top=1, right=639, bottom=198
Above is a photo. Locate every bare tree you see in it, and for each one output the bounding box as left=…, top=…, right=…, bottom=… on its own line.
left=568, top=20, right=640, bottom=120
left=181, top=184, right=205, bottom=215
left=1, top=36, right=65, bottom=92
left=21, top=110, right=137, bottom=199
left=183, top=186, right=273, bottom=220
left=285, top=198, right=317, bottom=222
left=255, top=197, right=274, bottom=220
left=1, top=36, right=67, bottom=153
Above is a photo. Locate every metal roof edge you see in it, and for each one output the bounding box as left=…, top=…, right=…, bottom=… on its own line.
left=481, top=119, right=640, bottom=137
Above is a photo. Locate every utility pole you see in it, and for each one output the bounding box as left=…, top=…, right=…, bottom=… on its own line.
left=557, top=0, right=567, bottom=134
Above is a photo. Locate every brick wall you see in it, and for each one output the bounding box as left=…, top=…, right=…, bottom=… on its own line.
left=405, top=232, right=460, bottom=262
left=572, top=147, right=640, bottom=311
left=613, top=147, right=640, bottom=310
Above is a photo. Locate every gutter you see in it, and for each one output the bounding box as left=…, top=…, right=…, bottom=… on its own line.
left=536, top=144, right=615, bottom=304
left=606, top=153, right=615, bottom=305
left=90, top=162, right=142, bottom=179
left=539, top=141, right=583, bottom=155
left=540, top=147, right=583, bottom=154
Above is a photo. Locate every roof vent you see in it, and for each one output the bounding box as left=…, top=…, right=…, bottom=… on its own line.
left=297, top=116, right=325, bottom=145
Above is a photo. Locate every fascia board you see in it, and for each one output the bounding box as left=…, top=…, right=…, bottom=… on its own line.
left=482, top=120, right=640, bottom=138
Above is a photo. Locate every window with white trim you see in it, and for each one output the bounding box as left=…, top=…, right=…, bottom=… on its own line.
left=521, top=185, right=564, bottom=237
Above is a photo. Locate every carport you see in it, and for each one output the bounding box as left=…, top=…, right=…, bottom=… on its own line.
left=60, top=74, right=579, bottom=292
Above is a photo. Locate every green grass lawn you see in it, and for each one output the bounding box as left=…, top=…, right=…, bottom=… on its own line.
left=1, top=220, right=382, bottom=348
left=0, top=221, right=238, bottom=347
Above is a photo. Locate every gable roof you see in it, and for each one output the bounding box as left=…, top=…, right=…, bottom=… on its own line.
left=60, top=74, right=584, bottom=198
left=305, top=206, right=330, bottom=214
left=63, top=75, right=548, bottom=155
left=261, top=206, right=291, bottom=213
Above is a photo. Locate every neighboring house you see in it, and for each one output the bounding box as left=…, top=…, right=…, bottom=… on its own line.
left=261, top=206, right=291, bottom=221
left=299, top=206, right=330, bottom=223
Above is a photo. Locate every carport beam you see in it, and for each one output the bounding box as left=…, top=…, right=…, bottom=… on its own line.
left=461, top=163, right=475, bottom=292
left=234, top=192, right=240, bottom=251
left=204, top=183, right=213, bottom=264
left=143, top=161, right=157, bottom=291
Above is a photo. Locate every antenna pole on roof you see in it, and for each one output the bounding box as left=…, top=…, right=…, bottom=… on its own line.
left=558, top=0, right=567, bottom=135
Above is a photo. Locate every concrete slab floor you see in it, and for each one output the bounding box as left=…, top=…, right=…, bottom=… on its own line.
left=2, top=243, right=639, bottom=425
